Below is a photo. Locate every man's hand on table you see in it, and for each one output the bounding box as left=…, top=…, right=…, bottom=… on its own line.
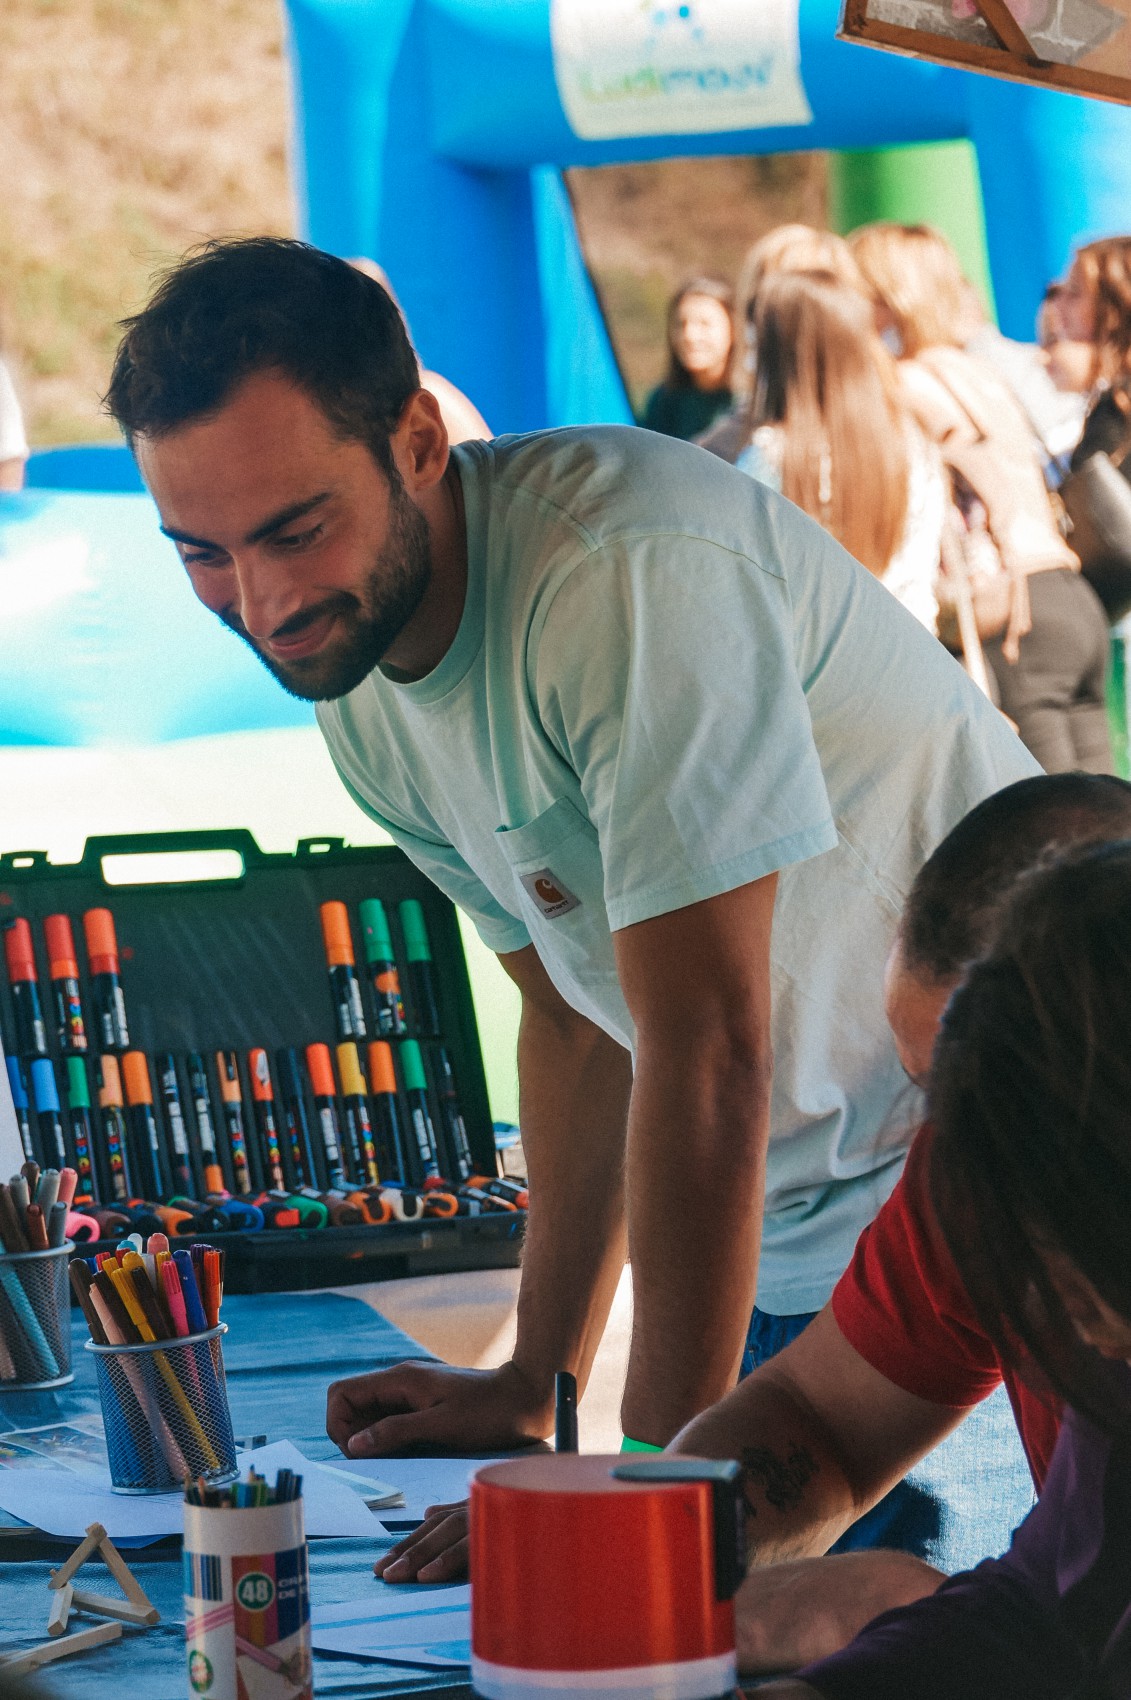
left=326, top=1359, right=553, bottom=1456
left=375, top=1501, right=470, bottom=1583
left=734, top=1551, right=943, bottom=1674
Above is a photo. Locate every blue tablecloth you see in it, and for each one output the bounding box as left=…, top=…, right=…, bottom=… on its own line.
left=0, top=1290, right=472, bottom=1698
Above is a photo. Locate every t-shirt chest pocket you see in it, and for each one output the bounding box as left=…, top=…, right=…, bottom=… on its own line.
left=495, top=797, right=612, bottom=985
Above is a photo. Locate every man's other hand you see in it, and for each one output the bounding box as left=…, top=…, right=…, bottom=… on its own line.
left=736, top=1551, right=943, bottom=1675
left=374, top=1501, right=470, bottom=1583
left=326, top=1360, right=553, bottom=1456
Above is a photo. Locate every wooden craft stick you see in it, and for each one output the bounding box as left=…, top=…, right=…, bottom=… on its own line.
left=0, top=1619, right=121, bottom=1676
left=970, top=0, right=1041, bottom=57
left=69, top=1588, right=159, bottom=1627
left=47, top=1582, right=73, bottom=1637
left=50, top=1522, right=107, bottom=1590
left=95, top=1530, right=154, bottom=1609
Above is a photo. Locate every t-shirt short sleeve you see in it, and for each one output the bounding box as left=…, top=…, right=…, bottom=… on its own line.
left=531, top=534, right=838, bottom=932
left=331, top=763, right=532, bottom=958
left=831, top=1126, right=1002, bottom=1408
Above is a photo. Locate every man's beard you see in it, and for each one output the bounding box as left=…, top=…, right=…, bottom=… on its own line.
left=222, top=480, right=433, bottom=702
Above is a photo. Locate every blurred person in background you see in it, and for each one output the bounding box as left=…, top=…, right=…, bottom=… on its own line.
left=1056, top=237, right=1131, bottom=490
left=737, top=270, right=945, bottom=633
left=960, top=279, right=1085, bottom=482
left=699, top=226, right=869, bottom=465
left=850, top=221, right=1111, bottom=776
left=0, top=337, right=28, bottom=491
left=348, top=258, right=491, bottom=444
left=639, top=275, right=736, bottom=441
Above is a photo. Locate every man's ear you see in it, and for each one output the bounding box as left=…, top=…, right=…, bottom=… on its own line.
left=391, top=388, right=449, bottom=495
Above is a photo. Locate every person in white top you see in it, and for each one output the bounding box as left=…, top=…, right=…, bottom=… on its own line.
left=0, top=358, right=28, bottom=491
left=736, top=269, right=945, bottom=633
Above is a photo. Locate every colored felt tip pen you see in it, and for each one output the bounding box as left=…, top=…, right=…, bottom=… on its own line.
left=121, top=1051, right=168, bottom=1201
left=398, top=901, right=441, bottom=1037
left=215, top=1051, right=253, bottom=1197
left=366, top=1041, right=410, bottom=1183
left=64, top=1056, right=98, bottom=1201
left=275, top=1046, right=320, bottom=1188
left=96, top=1054, right=133, bottom=1201
left=43, top=914, right=88, bottom=1052
left=399, top=1039, right=441, bottom=1181
left=5, top=1056, right=35, bottom=1163
left=3, top=918, right=48, bottom=1057
left=82, top=908, right=130, bottom=1050
left=435, top=1045, right=474, bottom=1182
left=336, top=1041, right=380, bottom=1185
left=358, top=899, right=407, bottom=1037
left=155, top=1053, right=197, bottom=1198
left=304, top=1043, right=347, bottom=1189
left=186, top=1052, right=226, bottom=1195
left=248, top=1049, right=286, bottom=1191
left=319, top=901, right=367, bottom=1042
left=29, top=1058, right=68, bottom=1170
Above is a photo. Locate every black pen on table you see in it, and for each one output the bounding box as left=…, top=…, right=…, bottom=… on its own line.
left=555, top=1370, right=578, bottom=1454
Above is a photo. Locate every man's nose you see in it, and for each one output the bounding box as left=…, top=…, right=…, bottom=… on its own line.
left=231, top=553, right=304, bottom=642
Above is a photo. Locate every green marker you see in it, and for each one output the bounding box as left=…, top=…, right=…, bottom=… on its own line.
left=359, top=900, right=407, bottom=1037
left=399, top=1039, right=441, bottom=1180
left=399, top=901, right=441, bottom=1036
left=65, top=1056, right=97, bottom=1201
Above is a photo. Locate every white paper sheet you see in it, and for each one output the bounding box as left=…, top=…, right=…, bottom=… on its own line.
left=311, top=1586, right=470, bottom=1668
left=325, top=1456, right=493, bottom=1524
left=0, top=1438, right=381, bottom=1541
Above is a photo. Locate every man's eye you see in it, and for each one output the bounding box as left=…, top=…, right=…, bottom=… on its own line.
left=276, top=524, right=323, bottom=550
left=182, top=549, right=226, bottom=567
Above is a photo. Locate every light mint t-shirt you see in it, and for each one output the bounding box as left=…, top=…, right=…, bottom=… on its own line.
left=318, top=428, right=1038, bottom=1312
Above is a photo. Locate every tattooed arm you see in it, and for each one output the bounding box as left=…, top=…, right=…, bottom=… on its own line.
left=670, top=1305, right=955, bottom=1673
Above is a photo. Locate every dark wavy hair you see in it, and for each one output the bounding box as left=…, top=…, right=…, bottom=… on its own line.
left=105, top=237, right=420, bottom=476
left=928, top=841, right=1131, bottom=1433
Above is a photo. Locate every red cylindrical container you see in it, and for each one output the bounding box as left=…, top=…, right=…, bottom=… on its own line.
left=470, top=1455, right=744, bottom=1700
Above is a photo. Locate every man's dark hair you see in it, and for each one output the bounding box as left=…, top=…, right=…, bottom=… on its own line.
left=105, top=238, right=420, bottom=473
left=901, top=773, right=1131, bottom=982
left=930, top=840, right=1131, bottom=1432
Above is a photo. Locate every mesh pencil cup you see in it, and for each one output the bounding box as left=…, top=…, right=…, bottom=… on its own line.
left=0, top=1241, right=74, bottom=1390
left=184, top=1494, right=312, bottom=1700
left=87, top=1323, right=237, bottom=1494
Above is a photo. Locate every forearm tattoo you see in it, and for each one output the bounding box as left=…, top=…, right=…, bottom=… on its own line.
left=740, top=1442, right=819, bottom=1518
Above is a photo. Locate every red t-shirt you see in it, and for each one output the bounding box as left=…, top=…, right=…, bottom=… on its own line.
left=831, top=1126, right=1061, bottom=1489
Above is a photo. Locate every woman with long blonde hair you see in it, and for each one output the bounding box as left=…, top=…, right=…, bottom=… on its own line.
left=738, top=269, right=944, bottom=630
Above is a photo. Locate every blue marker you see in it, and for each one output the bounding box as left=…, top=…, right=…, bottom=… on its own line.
left=30, top=1058, right=68, bottom=1170
left=5, top=1057, right=35, bottom=1163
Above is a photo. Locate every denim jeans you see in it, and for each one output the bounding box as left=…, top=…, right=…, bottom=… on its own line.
left=742, top=1306, right=1036, bottom=1572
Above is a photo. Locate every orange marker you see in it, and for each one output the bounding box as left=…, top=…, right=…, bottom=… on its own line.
left=367, top=1041, right=410, bottom=1183
left=43, top=915, right=87, bottom=1052
left=82, top=909, right=130, bottom=1050
left=305, top=1043, right=347, bottom=1188
left=121, top=1051, right=167, bottom=1200
left=248, top=1050, right=286, bottom=1190
left=320, top=902, right=367, bottom=1041
left=215, top=1051, right=253, bottom=1196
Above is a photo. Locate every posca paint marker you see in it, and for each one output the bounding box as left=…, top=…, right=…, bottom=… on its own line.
left=3, top=919, right=48, bottom=1057
left=435, top=1045, right=474, bottom=1182
left=336, top=1041, right=380, bottom=1185
left=366, top=1041, right=410, bottom=1183
left=319, top=901, right=366, bottom=1042
left=275, top=1047, right=320, bottom=1189
left=5, top=1057, right=35, bottom=1163
left=96, top=1054, right=133, bottom=1201
left=155, top=1052, right=197, bottom=1197
left=43, top=915, right=88, bottom=1052
left=121, top=1051, right=167, bottom=1200
left=304, top=1043, right=347, bottom=1189
left=82, top=908, right=130, bottom=1050
left=399, top=1040, right=441, bottom=1181
left=29, top=1058, right=68, bottom=1170
left=186, top=1052, right=226, bottom=1195
left=248, top=1049, right=286, bottom=1191
left=215, top=1051, right=253, bottom=1196
left=398, top=901, right=441, bottom=1037
left=358, top=899, right=407, bottom=1037
left=64, top=1056, right=98, bottom=1200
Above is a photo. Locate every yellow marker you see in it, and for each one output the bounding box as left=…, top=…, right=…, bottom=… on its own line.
left=111, top=1262, right=219, bottom=1472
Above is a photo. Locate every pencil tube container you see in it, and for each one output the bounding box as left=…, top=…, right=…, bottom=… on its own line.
left=470, top=1455, right=745, bottom=1700
left=0, top=1242, right=74, bottom=1391
left=184, top=1495, right=312, bottom=1700
left=87, top=1323, right=237, bottom=1495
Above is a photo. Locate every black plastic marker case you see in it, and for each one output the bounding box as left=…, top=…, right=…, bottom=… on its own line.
left=0, top=830, right=523, bottom=1293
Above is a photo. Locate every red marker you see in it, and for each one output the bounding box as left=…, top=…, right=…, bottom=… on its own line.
left=82, top=909, right=130, bottom=1050
left=43, top=915, right=88, bottom=1052
left=3, top=919, right=48, bottom=1056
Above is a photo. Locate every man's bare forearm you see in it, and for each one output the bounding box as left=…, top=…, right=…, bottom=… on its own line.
left=508, top=993, right=632, bottom=1412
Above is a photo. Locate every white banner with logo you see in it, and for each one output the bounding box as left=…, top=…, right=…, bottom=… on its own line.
left=550, top=0, right=813, bottom=141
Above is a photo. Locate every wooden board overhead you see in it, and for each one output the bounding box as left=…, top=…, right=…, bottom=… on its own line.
left=839, top=0, right=1131, bottom=103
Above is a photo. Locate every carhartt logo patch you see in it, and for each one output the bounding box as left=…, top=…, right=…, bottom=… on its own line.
left=520, top=869, right=581, bottom=919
